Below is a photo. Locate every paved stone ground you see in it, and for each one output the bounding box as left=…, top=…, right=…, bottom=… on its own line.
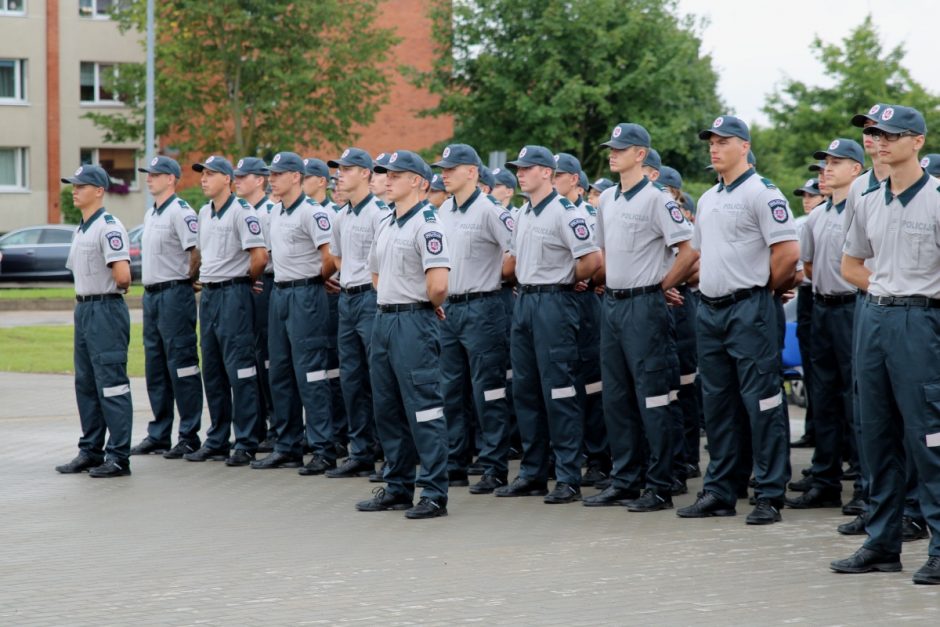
left=1, top=372, right=937, bottom=626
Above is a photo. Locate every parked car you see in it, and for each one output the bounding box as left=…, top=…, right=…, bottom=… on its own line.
left=0, top=225, right=77, bottom=281
left=127, top=224, right=143, bottom=281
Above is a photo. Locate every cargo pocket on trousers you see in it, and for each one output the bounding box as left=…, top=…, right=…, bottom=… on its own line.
left=642, top=354, right=671, bottom=409
left=412, top=368, right=444, bottom=422
left=301, top=336, right=329, bottom=382
left=479, top=351, right=508, bottom=402
left=93, top=350, right=130, bottom=397
left=549, top=346, right=579, bottom=400
left=756, top=356, right=783, bottom=412
left=233, top=337, right=257, bottom=380
left=171, top=334, right=200, bottom=378
left=921, top=382, right=940, bottom=447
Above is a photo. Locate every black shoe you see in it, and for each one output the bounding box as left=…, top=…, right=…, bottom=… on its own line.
left=838, top=513, right=868, bottom=536
left=298, top=454, right=336, bottom=476
left=581, top=466, right=609, bottom=487
left=55, top=451, right=103, bottom=474
left=257, top=438, right=275, bottom=453
left=334, top=442, right=349, bottom=459
left=183, top=445, right=229, bottom=462
left=449, top=470, right=470, bottom=487
left=746, top=499, right=782, bottom=525
left=830, top=547, right=902, bottom=573
left=494, top=476, right=549, bottom=498
left=368, top=461, right=388, bottom=483
left=791, top=434, right=815, bottom=448
left=785, top=487, right=842, bottom=509
left=583, top=485, right=640, bottom=507
left=467, top=462, right=485, bottom=476
left=913, top=556, right=940, bottom=585
left=544, top=482, right=581, bottom=504
left=405, top=496, right=448, bottom=519
left=593, top=477, right=612, bottom=491
left=626, top=489, right=673, bottom=512
left=801, top=467, right=812, bottom=477
left=88, top=460, right=131, bottom=478
left=684, top=463, right=701, bottom=479
left=670, top=478, right=688, bottom=496
left=162, top=440, right=199, bottom=459
left=129, top=437, right=169, bottom=456
left=250, top=451, right=303, bottom=469
left=677, top=491, right=736, bottom=518
left=225, top=449, right=255, bottom=467
left=903, top=516, right=929, bottom=542
left=356, top=487, right=413, bottom=512
left=325, top=458, right=375, bottom=478
left=469, top=474, right=506, bottom=494
left=842, top=494, right=867, bottom=516
left=788, top=476, right=813, bottom=492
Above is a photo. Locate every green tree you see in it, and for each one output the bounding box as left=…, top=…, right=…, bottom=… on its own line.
left=752, top=16, right=940, bottom=214
left=410, top=0, right=723, bottom=179
left=60, top=186, right=81, bottom=225
left=86, top=0, right=398, bottom=159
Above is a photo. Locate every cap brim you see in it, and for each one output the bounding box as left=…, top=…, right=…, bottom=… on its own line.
left=137, top=167, right=155, bottom=174
left=431, top=159, right=464, bottom=168
left=268, top=166, right=301, bottom=174
left=60, top=177, right=80, bottom=185
left=600, top=140, right=635, bottom=149
left=851, top=113, right=878, bottom=128
left=327, top=159, right=349, bottom=168
left=698, top=129, right=740, bottom=140
left=506, top=160, right=553, bottom=170
left=868, top=121, right=909, bottom=134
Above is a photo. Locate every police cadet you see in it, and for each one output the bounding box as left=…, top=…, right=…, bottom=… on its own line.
left=432, top=143, right=513, bottom=494
left=185, top=156, right=267, bottom=465
left=478, top=165, right=496, bottom=195
left=233, top=157, right=277, bottom=452
left=129, top=156, right=203, bottom=460
left=495, top=145, right=602, bottom=504
left=246, top=152, right=335, bottom=473
left=552, top=153, right=609, bottom=487
left=355, top=150, right=451, bottom=519
left=833, top=105, right=940, bottom=584
left=370, top=152, right=391, bottom=203
left=55, top=165, right=134, bottom=478
left=586, top=124, right=697, bottom=510
left=428, top=174, right=448, bottom=209
left=325, top=147, right=386, bottom=479
left=304, top=157, right=348, bottom=458
left=491, top=167, right=517, bottom=208
left=642, top=148, right=662, bottom=182
left=787, top=139, right=863, bottom=511
left=588, top=178, right=614, bottom=207
left=677, top=115, right=799, bottom=524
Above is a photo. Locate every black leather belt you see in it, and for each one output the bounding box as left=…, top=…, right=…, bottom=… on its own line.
left=144, top=279, right=191, bottom=293
left=275, top=276, right=324, bottom=289
left=378, top=302, right=434, bottom=313
left=447, top=290, right=500, bottom=304
left=866, top=294, right=940, bottom=308
left=76, top=293, right=123, bottom=303
left=518, top=284, right=574, bottom=294
left=814, top=293, right=856, bottom=306
left=608, top=284, right=661, bottom=299
left=700, top=286, right=762, bottom=309
left=341, top=283, right=373, bottom=295
left=202, top=277, right=251, bottom=289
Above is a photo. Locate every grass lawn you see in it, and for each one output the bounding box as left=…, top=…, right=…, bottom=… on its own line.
left=0, top=323, right=146, bottom=376
left=0, top=285, right=144, bottom=300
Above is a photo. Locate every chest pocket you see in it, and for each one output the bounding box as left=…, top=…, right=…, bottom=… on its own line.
left=609, top=213, right=639, bottom=252
left=393, top=238, right=415, bottom=275
left=80, top=242, right=100, bottom=275
left=825, top=223, right=845, bottom=262
left=900, top=223, right=933, bottom=271
left=718, top=209, right=744, bottom=242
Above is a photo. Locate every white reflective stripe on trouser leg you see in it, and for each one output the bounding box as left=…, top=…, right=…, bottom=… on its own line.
left=759, top=393, right=783, bottom=411
left=645, top=394, right=670, bottom=408
left=237, top=366, right=257, bottom=379
left=680, top=371, right=698, bottom=385
left=326, top=369, right=340, bottom=379
left=102, top=384, right=130, bottom=397
left=264, top=360, right=270, bottom=370
left=551, top=386, right=576, bottom=400
left=176, top=365, right=199, bottom=378
left=669, top=390, right=679, bottom=402
left=505, top=369, right=513, bottom=381
left=416, top=407, right=444, bottom=422
left=306, top=370, right=327, bottom=382
left=484, top=388, right=506, bottom=401
left=585, top=381, right=603, bottom=395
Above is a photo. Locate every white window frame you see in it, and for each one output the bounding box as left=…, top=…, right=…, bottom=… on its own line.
left=79, top=62, right=122, bottom=106
left=0, top=58, right=27, bottom=104
left=0, top=147, right=29, bottom=193
left=80, top=147, right=138, bottom=191
left=79, top=0, right=128, bottom=20
left=0, top=0, right=26, bottom=17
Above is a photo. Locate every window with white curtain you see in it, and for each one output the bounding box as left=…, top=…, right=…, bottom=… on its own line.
left=79, top=62, right=120, bottom=104
left=0, top=59, right=27, bottom=103
left=79, top=0, right=129, bottom=19
left=0, top=148, right=29, bottom=191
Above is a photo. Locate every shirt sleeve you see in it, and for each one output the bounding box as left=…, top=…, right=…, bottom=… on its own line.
left=799, top=211, right=817, bottom=263
left=308, top=203, right=334, bottom=248
left=329, top=210, right=343, bottom=258
left=418, top=219, right=451, bottom=271
left=368, top=223, right=382, bottom=275
left=174, top=203, right=200, bottom=251
left=559, top=204, right=600, bottom=258
left=237, top=208, right=267, bottom=250
left=653, top=190, right=693, bottom=247
left=756, top=188, right=798, bottom=245
left=486, top=201, right=514, bottom=252
left=100, top=219, right=131, bottom=264
left=508, top=205, right=524, bottom=257
left=843, top=195, right=874, bottom=259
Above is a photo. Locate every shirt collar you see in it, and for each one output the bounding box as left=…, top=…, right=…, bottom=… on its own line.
left=153, top=194, right=177, bottom=215
left=827, top=199, right=847, bottom=214
left=393, top=200, right=428, bottom=227
left=253, top=195, right=269, bottom=211
left=79, top=207, right=106, bottom=233
left=615, top=176, right=649, bottom=201
left=211, top=194, right=236, bottom=219
left=454, top=188, right=481, bottom=213
left=528, top=190, right=558, bottom=216
left=281, top=193, right=307, bottom=215
left=717, top=168, right=756, bottom=193
left=885, top=171, right=930, bottom=207
left=351, top=193, right=374, bottom=216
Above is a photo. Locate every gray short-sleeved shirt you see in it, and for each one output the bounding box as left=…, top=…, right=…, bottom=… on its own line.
left=368, top=201, right=451, bottom=305
left=331, top=193, right=389, bottom=288
left=596, top=178, right=693, bottom=289
left=142, top=194, right=199, bottom=285
left=509, top=191, right=599, bottom=285
left=800, top=200, right=855, bottom=296
left=269, top=193, right=333, bottom=282
left=843, top=172, right=940, bottom=297
left=197, top=194, right=267, bottom=283
left=66, top=208, right=131, bottom=296
left=438, top=189, right=513, bottom=294
left=692, top=169, right=798, bottom=298
left=253, top=196, right=276, bottom=274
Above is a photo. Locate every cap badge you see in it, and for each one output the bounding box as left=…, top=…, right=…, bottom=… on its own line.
left=553, top=154, right=560, bottom=162
left=442, top=147, right=451, bottom=158
left=868, top=104, right=881, bottom=115
left=713, top=117, right=724, bottom=128
left=493, top=168, right=501, bottom=174
left=303, top=159, right=308, bottom=166
left=151, top=157, right=159, bottom=166
left=612, top=126, right=622, bottom=138
left=881, top=107, right=894, bottom=121
left=519, top=147, right=527, bottom=158
left=273, top=154, right=282, bottom=164
left=206, top=156, right=215, bottom=163
left=342, top=149, right=350, bottom=158
left=922, top=157, right=930, bottom=168
left=805, top=179, right=815, bottom=187
left=389, top=152, right=399, bottom=163
left=75, top=167, right=83, bottom=176
left=829, top=140, right=840, bottom=150
left=237, top=159, right=244, bottom=169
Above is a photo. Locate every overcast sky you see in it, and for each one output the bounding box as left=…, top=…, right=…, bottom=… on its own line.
left=676, top=0, right=939, bottom=126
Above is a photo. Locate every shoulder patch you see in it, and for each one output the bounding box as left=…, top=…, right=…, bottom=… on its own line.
left=768, top=198, right=789, bottom=223
left=104, top=214, right=116, bottom=224
left=245, top=215, right=262, bottom=235
left=424, top=231, right=444, bottom=255
left=666, top=201, right=684, bottom=224
left=313, top=211, right=331, bottom=231
left=105, top=230, right=124, bottom=250
left=559, top=197, right=575, bottom=211
left=498, top=211, right=515, bottom=231
left=760, top=177, right=778, bottom=190
left=184, top=214, right=198, bottom=233
left=568, top=217, right=590, bottom=240
left=423, top=208, right=437, bottom=223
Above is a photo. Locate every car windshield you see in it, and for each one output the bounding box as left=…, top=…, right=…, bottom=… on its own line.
left=0, top=229, right=42, bottom=246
